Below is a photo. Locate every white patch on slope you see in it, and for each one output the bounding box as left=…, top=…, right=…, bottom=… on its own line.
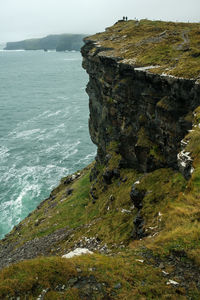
left=62, top=248, right=93, bottom=259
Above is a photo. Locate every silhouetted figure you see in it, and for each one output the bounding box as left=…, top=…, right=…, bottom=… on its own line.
left=126, top=16, right=128, bottom=21
left=123, top=16, right=125, bottom=21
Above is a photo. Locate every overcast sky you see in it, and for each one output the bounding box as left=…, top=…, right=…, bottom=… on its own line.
left=0, top=0, right=199, bottom=43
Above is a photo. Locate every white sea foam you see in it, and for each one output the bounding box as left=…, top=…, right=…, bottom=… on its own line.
left=12, top=110, right=50, bottom=130
left=0, top=50, right=96, bottom=239
left=36, top=110, right=51, bottom=119
left=8, top=117, right=48, bottom=137
left=14, top=188, right=27, bottom=211
left=33, top=129, right=48, bottom=141
left=15, top=128, right=41, bottom=139
left=57, top=123, right=65, bottom=128
left=75, top=151, right=96, bottom=165
left=63, top=148, right=79, bottom=160
left=0, top=205, right=13, bottom=235
left=11, top=183, right=41, bottom=221
left=0, top=199, right=13, bottom=212
left=63, top=110, right=71, bottom=118
left=1, top=165, right=17, bottom=183
left=41, top=165, right=69, bottom=190
left=44, top=164, right=68, bottom=175
left=0, top=146, right=10, bottom=161
left=0, top=49, right=25, bottom=52
left=47, top=110, right=62, bottom=118
left=56, top=95, right=69, bottom=101
left=45, top=142, right=60, bottom=154
left=44, top=125, right=66, bottom=139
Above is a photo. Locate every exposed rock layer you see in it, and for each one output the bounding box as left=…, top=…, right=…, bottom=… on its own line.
left=82, top=39, right=200, bottom=173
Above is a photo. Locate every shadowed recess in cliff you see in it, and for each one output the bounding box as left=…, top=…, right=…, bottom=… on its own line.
left=81, top=19, right=200, bottom=174
left=1, top=20, right=200, bottom=300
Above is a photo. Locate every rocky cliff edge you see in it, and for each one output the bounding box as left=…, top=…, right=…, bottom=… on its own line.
left=0, top=20, right=200, bottom=299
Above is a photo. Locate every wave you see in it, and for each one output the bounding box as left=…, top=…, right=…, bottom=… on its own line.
left=56, top=95, right=69, bottom=101
left=34, top=110, right=51, bottom=119
left=0, top=49, right=25, bottom=52
left=0, top=140, right=95, bottom=239
left=7, top=111, right=50, bottom=137
left=45, top=142, right=61, bottom=154
left=75, top=151, right=96, bottom=166
left=0, top=49, right=94, bottom=240
left=47, top=110, right=62, bottom=118
left=45, top=140, right=80, bottom=162
left=0, top=146, right=10, bottom=161
left=14, top=185, right=31, bottom=212
left=15, top=128, right=41, bottom=139
left=10, top=183, right=41, bottom=225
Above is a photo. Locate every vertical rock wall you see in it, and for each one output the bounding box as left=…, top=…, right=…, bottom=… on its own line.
left=82, top=40, right=200, bottom=173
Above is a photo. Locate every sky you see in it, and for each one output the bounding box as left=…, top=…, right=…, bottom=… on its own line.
left=0, top=0, right=200, bottom=43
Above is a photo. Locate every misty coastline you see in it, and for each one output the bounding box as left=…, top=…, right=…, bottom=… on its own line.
left=4, top=33, right=87, bottom=52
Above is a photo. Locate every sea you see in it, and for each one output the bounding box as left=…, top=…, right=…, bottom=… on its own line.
left=0, top=46, right=96, bottom=239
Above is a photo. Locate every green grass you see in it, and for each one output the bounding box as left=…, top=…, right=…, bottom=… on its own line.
left=2, top=107, right=200, bottom=298
left=0, top=257, right=78, bottom=299
left=86, top=19, right=200, bottom=79
left=0, top=253, right=194, bottom=299
left=3, top=166, right=92, bottom=248
left=140, top=108, right=200, bottom=263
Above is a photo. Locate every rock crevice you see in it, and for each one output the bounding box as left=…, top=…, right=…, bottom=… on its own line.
left=82, top=39, right=200, bottom=174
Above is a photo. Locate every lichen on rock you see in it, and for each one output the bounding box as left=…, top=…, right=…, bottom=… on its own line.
left=82, top=27, right=200, bottom=175
left=1, top=19, right=200, bottom=299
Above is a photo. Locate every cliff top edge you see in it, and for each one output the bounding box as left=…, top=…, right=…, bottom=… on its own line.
left=84, top=19, right=200, bottom=80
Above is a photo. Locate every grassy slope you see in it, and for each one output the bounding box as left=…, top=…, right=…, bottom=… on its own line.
left=87, top=19, right=200, bottom=80
left=1, top=19, right=200, bottom=299
left=1, top=107, right=200, bottom=298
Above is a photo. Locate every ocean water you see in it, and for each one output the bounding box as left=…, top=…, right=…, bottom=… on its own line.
left=0, top=49, right=96, bottom=239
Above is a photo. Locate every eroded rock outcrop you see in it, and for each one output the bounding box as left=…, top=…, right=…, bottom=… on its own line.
left=81, top=37, right=200, bottom=174
left=1, top=20, right=200, bottom=299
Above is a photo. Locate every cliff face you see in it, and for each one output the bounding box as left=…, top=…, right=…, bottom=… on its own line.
left=1, top=20, right=200, bottom=299
left=81, top=22, right=200, bottom=174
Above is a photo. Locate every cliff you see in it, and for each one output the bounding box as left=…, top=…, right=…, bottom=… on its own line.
left=0, top=20, right=200, bottom=299
left=81, top=19, right=200, bottom=176
left=4, top=34, right=86, bottom=51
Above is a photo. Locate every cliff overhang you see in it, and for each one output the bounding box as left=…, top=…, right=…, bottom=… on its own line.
left=83, top=19, right=200, bottom=80
left=81, top=20, right=200, bottom=175
left=1, top=20, right=200, bottom=299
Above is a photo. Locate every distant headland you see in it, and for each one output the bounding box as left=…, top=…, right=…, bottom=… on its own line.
left=4, top=34, right=87, bottom=51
